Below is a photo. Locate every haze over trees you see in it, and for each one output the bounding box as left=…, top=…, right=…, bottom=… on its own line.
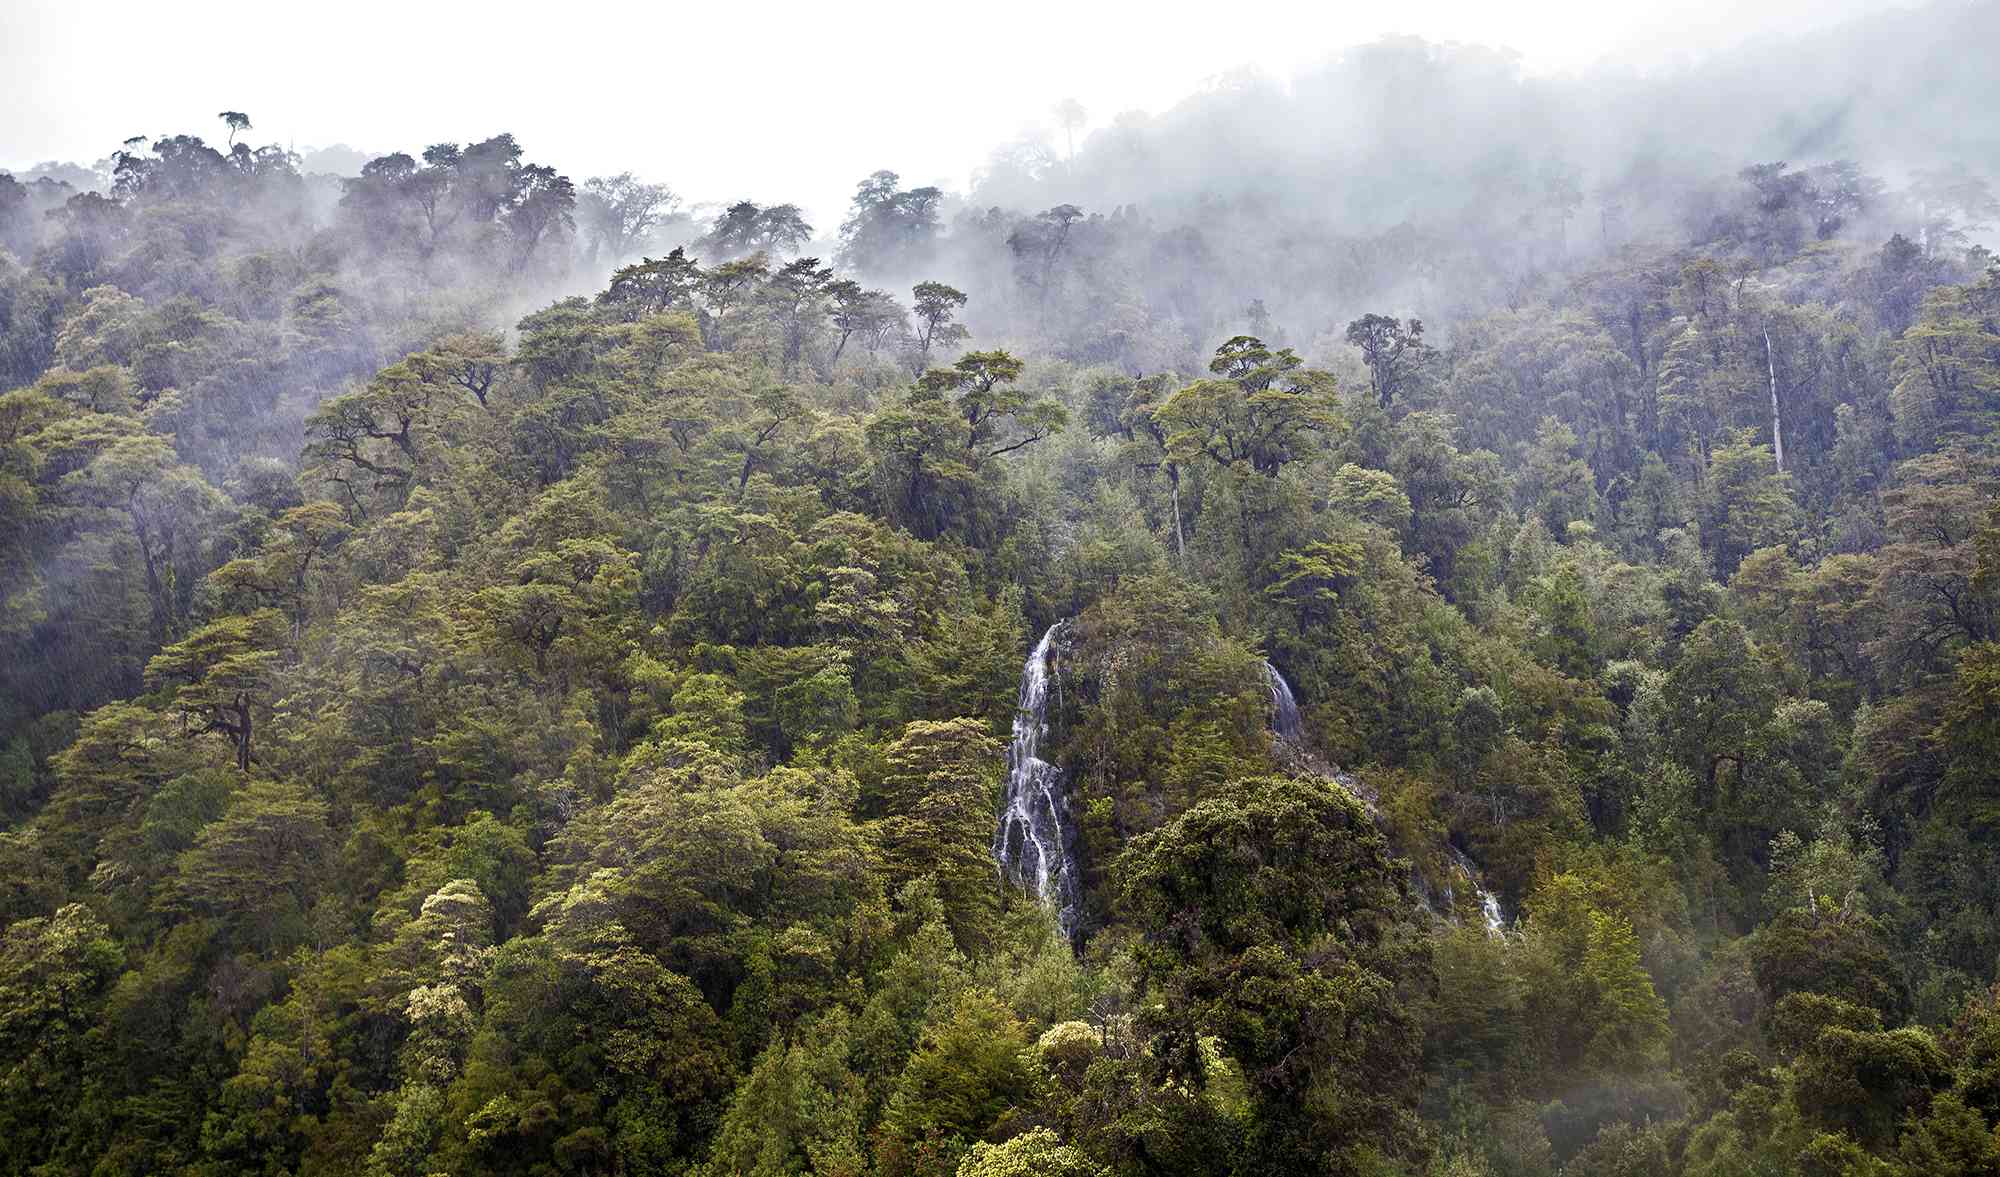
left=4, top=3, right=2000, bottom=1175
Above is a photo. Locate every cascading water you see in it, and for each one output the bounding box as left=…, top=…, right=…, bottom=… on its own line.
left=993, top=622, right=1082, bottom=939
left=1263, top=661, right=1305, bottom=746
left=1447, top=846, right=1508, bottom=937
left=1258, top=658, right=1507, bottom=937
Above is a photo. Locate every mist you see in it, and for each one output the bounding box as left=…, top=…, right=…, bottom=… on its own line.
left=0, top=0, right=1942, bottom=223
left=4, top=5, right=2000, bottom=1176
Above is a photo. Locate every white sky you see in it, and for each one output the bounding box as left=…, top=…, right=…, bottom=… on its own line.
left=1, top=0, right=1914, bottom=226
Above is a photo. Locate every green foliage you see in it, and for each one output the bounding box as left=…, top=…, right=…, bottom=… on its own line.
left=957, top=1127, right=1108, bottom=1177
left=877, top=991, right=1035, bottom=1175
left=1118, top=774, right=1432, bottom=1173
left=4, top=108, right=2000, bottom=1177
left=875, top=717, right=1005, bottom=953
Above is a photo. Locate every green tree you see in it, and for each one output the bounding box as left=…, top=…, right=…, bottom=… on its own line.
left=143, top=609, right=285, bottom=772
left=1117, top=774, right=1431, bottom=1174
left=168, top=778, right=331, bottom=951
left=875, top=718, right=1005, bottom=953
left=0, top=904, right=123, bottom=1174
left=578, top=172, right=676, bottom=263
left=958, top=1127, right=1107, bottom=1177
left=877, top=991, right=1035, bottom=1176
left=1155, top=336, right=1342, bottom=476
left=1695, top=434, right=1797, bottom=578
left=910, top=281, right=970, bottom=370
left=1344, top=313, right=1432, bottom=411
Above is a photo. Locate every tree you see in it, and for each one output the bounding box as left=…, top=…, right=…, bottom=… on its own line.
left=1695, top=435, right=1796, bottom=578
left=304, top=357, right=475, bottom=513
left=410, top=331, right=508, bottom=409
left=169, top=778, right=332, bottom=951
left=1518, top=416, right=1602, bottom=536
left=601, top=248, right=704, bottom=318
left=1866, top=448, right=1999, bottom=681
left=0, top=173, right=39, bottom=262
left=458, top=912, right=733, bottom=1175
left=1345, top=313, right=1432, bottom=411
left=578, top=172, right=676, bottom=262
left=877, top=991, right=1036, bottom=1176
left=1052, top=99, right=1087, bottom=163
left=1117, top=775, right=1431, bottom=1173
left=1006, top=205, right=1083, bottom=308
left=825, top=279, right=906, bottom=373
left=217, top=111, right=251, bottom=146
left=703, top=1009, right=869, bottom=1176
left=959, top=1127, right=1107, bottom=1177
left=876, top=718, right=1005, bottom=952
left=1890, top=271, right=2000, bottom=451
left=1664, top=618, right=1779, bottom=817
left=143, top=609, right=285, bottom=772
left=764, top=255, right=835, bottom=375
left=1751, top=906, right=1911, bottom=1024
left=0, top=904, right=123, bottom=1173
left=837, top=171, right=943, bottom=275
left=63, top=433, right=227, bottom=644
left=1794, top=1025, right=1949, bottom=1147
left=1154, top=336, right=1342, bottom=476
left=1087, top=372, right=1195, bottom=562
left=916, top=350, right=1068, bottom=463
left=701, top=200, right=813, bottom=260
left=910, top=280, right=970, bottom=370
left=1516, top=874, right=1671, bottom=1081
left=504, top=163, right=575, bottom=270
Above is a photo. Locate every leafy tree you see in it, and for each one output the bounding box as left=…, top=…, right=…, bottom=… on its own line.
left=169, top=778, right=331, bottom=951
left=875, top=718, right=1005, bottom=952
left=826, top=278, right=907, bottom=373
left=1345, top=313, right=1432, bottom=411
left=838, top=171, right=944, bottom=276
left=701, top=200, right=813, bottom=260
left=0, top=904, right=123, bottom=1170
left=143, top=609, right=284, bottom=771
left=1695, top=435, right=1797, bottom=578
left=702, top=1008, right=869, bottom=1176
left=876, top=991, right=1035, bottom=1176
left=910, top=280, right=970, bottom=371
left=578, top=172, right=676, bottom=262
left=1155, top=336, right=1342, bottom=476
left=958, top=1127, right=1106, bottom=1177
left=1118, top=774, right=1431, bottom=1174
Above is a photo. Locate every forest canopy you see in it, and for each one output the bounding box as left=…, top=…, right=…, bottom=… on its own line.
left=5, top=5, right=2000, bottom=1175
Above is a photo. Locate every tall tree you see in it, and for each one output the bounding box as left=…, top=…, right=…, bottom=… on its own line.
left=1344, top=313, right=1432, bottom=412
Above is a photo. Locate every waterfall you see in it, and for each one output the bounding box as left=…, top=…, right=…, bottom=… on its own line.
left=993, top=622, right=1082, bottom=939
left=1258, top=657, right=1507, bottom=937
left=1447, top=846, right=1508, bottom=938
left=1263, top=661, right=1305, bottom=745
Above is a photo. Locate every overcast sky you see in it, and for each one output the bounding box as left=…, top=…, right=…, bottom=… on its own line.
left=1, top=0, right=1915, bottom=225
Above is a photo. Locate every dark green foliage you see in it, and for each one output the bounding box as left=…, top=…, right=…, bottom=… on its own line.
left=1118, top=775, right=1432, bottom=1174
left=2, top=80, right=2000, bottom=1177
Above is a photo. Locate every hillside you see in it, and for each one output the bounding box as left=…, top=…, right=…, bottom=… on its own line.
left=4, top=6, right=2000, bottom=1175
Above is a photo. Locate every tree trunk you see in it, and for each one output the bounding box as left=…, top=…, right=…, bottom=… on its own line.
left=1168, top=465, right=1186, bottom=565
left=1764, top=329, right=1785, bottom=473
left=129, top=502, right=173, bottom=644
left=827, top=330, right=851, bottom=380
left=235, top=691, right=252, bottom=772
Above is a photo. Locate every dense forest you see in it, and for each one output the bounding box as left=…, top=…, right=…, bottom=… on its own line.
left=6, top=9, right=2000, bottom=1175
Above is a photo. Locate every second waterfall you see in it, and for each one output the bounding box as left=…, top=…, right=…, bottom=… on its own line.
left=993, top=622, right=1083, bottom=940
